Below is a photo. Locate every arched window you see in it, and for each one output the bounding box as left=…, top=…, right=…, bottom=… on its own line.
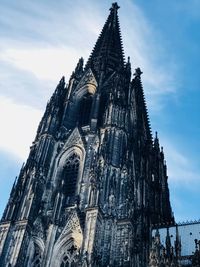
left=78, top=93, right=93, bottom=126
left=63, top=153, right=80, bottom=205
left=60, top=256, right=77, bottom=267
left=31, top=244, right=42, bottom=267
left=98, top=93, right=107, bottom=127
left=60, top=256, right=69, bottom=267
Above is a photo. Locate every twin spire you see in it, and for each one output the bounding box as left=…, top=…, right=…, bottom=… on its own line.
left=85, top=2, right=125, bottom=76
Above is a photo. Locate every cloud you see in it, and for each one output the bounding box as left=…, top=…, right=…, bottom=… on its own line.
left=0, top=95, right=42, bottom=160
left=0, top=47, right=81, bottom=81
left=0, top=60, right=56, bottom=108
left=0, top=0, right=103, bottom=48
left=0, top=0, right=104, bottom=107
left=162, top=138, right=200, bottom=187
left=118, top=0, right=178, bottom=99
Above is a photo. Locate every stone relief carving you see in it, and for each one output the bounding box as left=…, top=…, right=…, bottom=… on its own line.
left=62, top=128, right=84, bottom=151
left=59, top=211, right=82, bottom=239
left=74, top=68, right=97, bottom=94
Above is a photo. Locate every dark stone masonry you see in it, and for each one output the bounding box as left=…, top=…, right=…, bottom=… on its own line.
left=0, top=3, right=199, bottom=267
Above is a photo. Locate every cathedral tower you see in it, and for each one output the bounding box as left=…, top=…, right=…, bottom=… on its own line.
left=0, top=3, right=174, bottom=267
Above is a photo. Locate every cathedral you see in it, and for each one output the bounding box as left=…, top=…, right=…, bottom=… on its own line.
left=0, top=3, right=199, bottom=267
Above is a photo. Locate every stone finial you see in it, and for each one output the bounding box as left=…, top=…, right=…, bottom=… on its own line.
left=133, top=67, right=143, bottom=78
left=110, top=2, right=120, bottom=11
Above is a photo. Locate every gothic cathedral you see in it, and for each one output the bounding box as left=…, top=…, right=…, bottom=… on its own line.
left=0, top=3, right=174, bottom=267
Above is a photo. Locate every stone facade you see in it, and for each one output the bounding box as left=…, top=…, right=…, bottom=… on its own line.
left=0, top=3, right=176, bottom=267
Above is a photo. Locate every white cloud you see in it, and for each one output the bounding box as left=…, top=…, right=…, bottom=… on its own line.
left=0, top=47, right=81, bottom=81
left=118, top=0, right=178, bottom=100
left=0, top=59, right=55, bottom=109
left=0, top=95, right=42, bottom=160
left=162, top=138, right=200, bottom=186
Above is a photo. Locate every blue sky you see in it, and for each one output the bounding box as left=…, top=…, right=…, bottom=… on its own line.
left=0, top=0, right=199, bottom=222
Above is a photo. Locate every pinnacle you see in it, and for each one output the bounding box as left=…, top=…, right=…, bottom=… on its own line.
left=133, top=68, right=143, bottom=79
left=154, top=131, right=159, bottom=143
left=131, top=69, right=152, bottom=141
left=59, top=76, right=65, bottom=84
left=154, top=131, right=161, bottom=151
left=110, top=2, right=120, bottom=12
left=85, top=2, right=125, bottom=76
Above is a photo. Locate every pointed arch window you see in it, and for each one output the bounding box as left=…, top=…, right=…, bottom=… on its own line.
left=78, top=93, right=93, bottom=126
left=60, top=256, right=69, bottom=267
left=63, top=153, right=80, bottom=205
left=60, top=255, right=77, bottom=267
left=31, top=244, right=42, bottom=267
left=98, top=93, right=107, bottom=127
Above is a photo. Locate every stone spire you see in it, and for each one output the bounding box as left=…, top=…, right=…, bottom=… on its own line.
left=154, top=131, right=160, bottom=150
left=131, top=68, right=152, bottom=141
left=36, top=76, right=66, bottom=139
left=85, top=2, right=125, bottom=78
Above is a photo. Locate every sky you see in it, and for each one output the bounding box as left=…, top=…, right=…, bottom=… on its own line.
left=0, top=0, right=199, bottom=222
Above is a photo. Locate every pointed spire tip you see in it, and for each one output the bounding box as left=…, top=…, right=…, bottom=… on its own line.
left=134, top=68, right=143, bottom=78
left=110, top=2, right=120, bottom=12
left=85, top=1, right=124, bottom=73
